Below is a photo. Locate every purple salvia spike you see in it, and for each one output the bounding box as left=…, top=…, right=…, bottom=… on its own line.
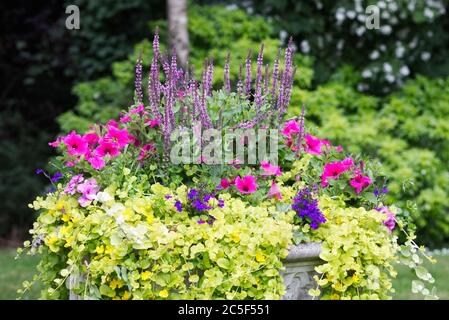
left=206, top=58, right=214, bottom=96
left=278, top=38, right=295, bottom=121
left=276, top=69, right=285, bottom=118
left=224, top=53, right=231, bottom=93
left=192, top=80, right=200, bottom=121
left=244, top=49, right=252, bottom=97
left=153, top=27, right=160, bottom=60
left=271, top=48, right=281, bottom=109
left=135, top=50, right=143, bottom=104
left=237, top=64, right=243, bottom=96
left=264, top=63, right=270, bottom=95
left=254, top=44, right=264, bottom=109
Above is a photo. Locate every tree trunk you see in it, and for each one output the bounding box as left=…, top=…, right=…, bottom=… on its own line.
left=167, top=0, right=189, bottom=67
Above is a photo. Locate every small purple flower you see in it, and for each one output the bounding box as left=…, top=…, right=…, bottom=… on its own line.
left=50, top=172, right=63, bottom=182
left=197, top=219, right=206, bottom=225
left=292, top=188, right=326, bottom=230
left=218, top=199, right=225, bottom=208
left=382, top=187, right=389, bottom=194
left=373, top=189, right=380, bottom=197
left=35, top=168, right=44, bottom=175
left=164, top=195, right=172, bottom=199
left=174, top=200, right=183, bottom=212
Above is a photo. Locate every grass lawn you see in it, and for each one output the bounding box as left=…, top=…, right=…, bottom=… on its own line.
left=0, top=249, right=448, bottom=300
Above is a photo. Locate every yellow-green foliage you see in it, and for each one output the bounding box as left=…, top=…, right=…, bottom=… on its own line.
left=310, top=196, right=399, bottom=300
left=25, top=183, right=293, bottom=300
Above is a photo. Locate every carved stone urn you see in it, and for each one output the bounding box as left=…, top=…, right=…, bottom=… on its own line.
left=281, top=242, right=322, bottom=300
left=70, top=242, right=323, bottom=300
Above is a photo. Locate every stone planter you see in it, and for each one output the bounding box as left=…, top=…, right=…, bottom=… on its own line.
left=69, top=242, right=322, bottom=300
left=281, top=242, right=322, bottom=300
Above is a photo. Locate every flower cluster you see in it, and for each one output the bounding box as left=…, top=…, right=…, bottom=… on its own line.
left=20, top=30, right=437, bottom=301
left=291, top=188, right=326, bottom=230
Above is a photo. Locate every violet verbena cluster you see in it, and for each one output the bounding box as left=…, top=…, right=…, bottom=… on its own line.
left=292, top=188, right=327, bottom=230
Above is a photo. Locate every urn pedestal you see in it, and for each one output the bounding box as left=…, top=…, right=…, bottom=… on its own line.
left=281, top=242, right=322, bottom=300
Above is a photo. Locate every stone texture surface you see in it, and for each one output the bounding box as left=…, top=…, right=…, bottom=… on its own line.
left=281, top=242, right=322, bottom=300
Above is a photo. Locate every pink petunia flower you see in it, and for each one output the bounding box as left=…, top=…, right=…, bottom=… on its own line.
left=260, top=161, right=282, bottom=176
left=48, top=137, right=62, bottom=148
left=106, top=119, right=120, bottom=128
left=138, top=143, right=156, bottom=160
left=120, top=114, right=132, bottom=123
left=267, top=180, right=282, bottom=200
left=145, top=118, right=160, bottom=128
left=64, top=174, right=84, bottom=195
left=76, top=178, right=99, bottom=207
left=376, top=207, right=396, bottom=234
left=130, top=104, right=144, bottom=114
left=321, top=160, right=353, bottom=187
left=83, top=133, right=99, bottom=148
left=220, top=178, right=232, bottom=189
left=280, top=120, right=301, bottom=139
left=87, top=155, right=106, bottom=170
left=105, top=126, right=130, bottom=148
left=94, top=139, right=120, bottom=158
left=304, top=135, right=328, bottom=155
left=63, top=131, right=88, bottom=156
left=349, top=174, right=372, bottom=194
left=235, top=175, right=258, bottom=194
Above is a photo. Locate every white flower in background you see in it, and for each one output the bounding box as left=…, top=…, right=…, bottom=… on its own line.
left=357, top=14, right=366, bottom=22
left=380, top=44, right=387, bottom=52
left=380, top=25, right=392, bottom=35
left=383, top=63, right=392, bottom=73
left=362, top=69, right=373, bottom=78
left=395, top=46, right=405, bottom=58
left=421, top=52, right=431, bottom=61
left=377, top=1, right=386, bottom=9
left=279, top=30, right=287, bottom=42
left=336, top=39, right=344, bottom=50
left=356, top=26, right=365, bottom=36
left=106, top=203, right=125, bottom=216
left=346, top=10, right=356, bottom=19
left=300, top=40, right=310, bottom=54
left=370, top=50, right=380, bottom=60
left=388, top=2, right=398, bottom=12
left=357, top=83, right=368, bottom=91
left=336, top=8, right=345, bottom=23
left=386, top=74, right=396, bottom=83
left=424, top=8, right=434, bottom=19
left=400, top=65, right=410, bottom=76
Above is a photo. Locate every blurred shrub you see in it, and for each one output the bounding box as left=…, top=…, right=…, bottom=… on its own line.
left=288, top=75, right=449, bottom=247
left=243, top=0, right=449, bottom=94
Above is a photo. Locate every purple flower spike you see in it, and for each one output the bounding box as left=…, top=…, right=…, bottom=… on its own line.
left=255, top=44, right=264, bottom=109
left=224, top=53, right=231, bottom=93
left=50, top=172, right=63, bottom=182
left=244, top=49, right=252, bottom=97
left=135, top=50, right=143, bottom=103
left=237, top=64, right=243, bottom=96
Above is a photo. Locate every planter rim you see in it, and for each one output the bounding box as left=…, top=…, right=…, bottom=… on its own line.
left=283, top=242, right=322, bottom=263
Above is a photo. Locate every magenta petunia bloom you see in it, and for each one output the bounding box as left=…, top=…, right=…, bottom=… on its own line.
left=63, top=131, right=88, bottom=156
left=235, top=175, right=258, bottom=194
left=267, top=180, right=282, bottom=200
left=94, top=139, right=120, bottom=158
left=145, top=118, right=160, bottom=128
left=260, top=161, right=282, bottom=176
left=83, top=133, right=99, bottom=148
left=220, top=178, right=232, bottom=189
left=87, top=155, right=106, bottom=170
left=130, top=104, right=144, bottom=114
left=105, top=126, right=130, bottom=148
left=304, top=135, right=325, bottom=155
left=280, top=120, right=301, bottom=139
left=106, top=119, right=120, bottom=128
left=349, top=174, right=372, bottom=194
left=120, top=114, right=132, bottom=123
left=138, top=143, right=156, bottom=160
